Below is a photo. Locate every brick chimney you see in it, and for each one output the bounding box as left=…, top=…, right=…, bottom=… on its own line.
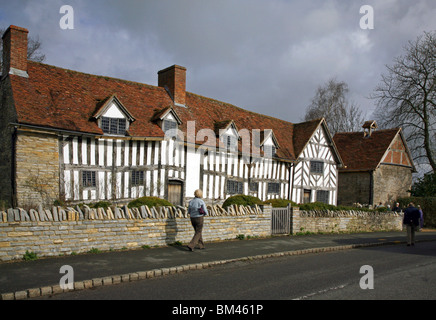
left=158, top=65, right=186, bottom=106
left=2, top=25, right=29, bottom=78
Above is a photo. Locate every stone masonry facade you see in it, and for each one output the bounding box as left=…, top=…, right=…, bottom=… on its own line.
left=372, top=164, right=412, bottom=206
left=337, top=165, right=412, bottom=207
left=14, top=130, right=60, bottom=208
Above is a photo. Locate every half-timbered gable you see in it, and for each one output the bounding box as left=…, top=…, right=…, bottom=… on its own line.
left=291, top=119, right=341, bottom=205
left=0, top=25, right=343, bottom=208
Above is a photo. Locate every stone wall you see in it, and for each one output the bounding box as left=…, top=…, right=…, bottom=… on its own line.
left=337, top=171, right=371, bottom=206
left=0, top=204, right=271, bottom=261
left=337, top=165, right=413, bottom=207
left=292, top=208, right=403, bottom=234
left=372, top=164, right=412, bottom=206
left=0, top=203, right=405, bottom=262
left=14, top=130, right=60, bottom=208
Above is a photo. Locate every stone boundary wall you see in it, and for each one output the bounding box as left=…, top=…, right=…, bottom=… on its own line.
left=0, top=204, right=271, bottom=262
left=0, top=204, right=405, bottom=262
left=0, top=203, right=265, bottom=223
left=292, top=208, right=403, bottom=234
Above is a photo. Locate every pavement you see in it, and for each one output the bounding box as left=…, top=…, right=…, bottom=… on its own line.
left=1, top=229, right=436, bottom=300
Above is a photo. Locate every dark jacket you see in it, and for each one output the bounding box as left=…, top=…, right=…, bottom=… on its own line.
left=403, top=206, right=420, bottom=226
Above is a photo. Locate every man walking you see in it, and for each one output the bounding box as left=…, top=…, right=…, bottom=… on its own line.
left=403, top=203, right=421, bottom=246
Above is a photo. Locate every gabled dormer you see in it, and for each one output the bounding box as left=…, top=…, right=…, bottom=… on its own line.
left=215, top=120, right=240, bottom=151
left=152, top=106, right=182, bottom=135
left=93, top=94, right=135, bottom=136
left=260, top=129, right=280, bottom=158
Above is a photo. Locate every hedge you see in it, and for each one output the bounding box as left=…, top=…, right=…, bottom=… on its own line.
left=128, top=196, right=173, bottom=208
left=222, top=195, right=263, bottom=209
left=263, top=199, right=297, bottom=208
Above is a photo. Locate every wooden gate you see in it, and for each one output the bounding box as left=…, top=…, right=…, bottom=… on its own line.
left=271, top=205, right=292, bottom=235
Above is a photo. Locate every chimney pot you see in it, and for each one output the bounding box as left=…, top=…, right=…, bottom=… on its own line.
left=2, top=25, right=29, bottom=78
left=158, top=65, right=186, bottom=106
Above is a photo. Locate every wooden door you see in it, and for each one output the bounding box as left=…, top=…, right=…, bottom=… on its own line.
left=303, top=189, right=311, bottom=204
left=168, top=181, right=182, bottom=206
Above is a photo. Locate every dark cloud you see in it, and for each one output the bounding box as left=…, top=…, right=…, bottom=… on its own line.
left=1, top=0, right=435, bottom=123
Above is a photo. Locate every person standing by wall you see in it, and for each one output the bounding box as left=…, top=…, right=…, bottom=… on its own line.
left=417, top=205, right=424, bottom=230
left=403, top=203, right=421, bottom=246
left=187, top=189, right=208, bottom=252
left=392, top=202, right=401, bottom=213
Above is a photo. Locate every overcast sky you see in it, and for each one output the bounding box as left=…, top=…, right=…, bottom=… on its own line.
left=1, top=0, right=435, bottom=125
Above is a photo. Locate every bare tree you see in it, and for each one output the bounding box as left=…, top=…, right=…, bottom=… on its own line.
left=0, top=27, right=46, bottom=72
left=372, top=31, right=436, bottom=172
left=304, top=78, right=365, bottom=136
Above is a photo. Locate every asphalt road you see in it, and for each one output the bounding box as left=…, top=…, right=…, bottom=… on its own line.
left=34, top=240, right=436, bottom=301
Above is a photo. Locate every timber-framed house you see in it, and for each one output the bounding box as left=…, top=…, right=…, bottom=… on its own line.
left=0, top=25, right=343, bottom=208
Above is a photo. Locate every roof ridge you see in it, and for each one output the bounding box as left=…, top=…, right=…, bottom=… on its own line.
left=335, top=128, right=400, bottom=135
left=186, top=91, right=297, bottom=127
left=28, top=60, right=161, bottom=91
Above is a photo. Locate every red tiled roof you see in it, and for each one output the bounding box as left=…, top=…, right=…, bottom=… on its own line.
left=333, top=129, right=401, bottom=171
left=9, top=61, right=333, bottom=162
left=292, top=119, right=324, bottom=157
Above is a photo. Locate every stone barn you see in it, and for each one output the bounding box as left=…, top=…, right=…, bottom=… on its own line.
left=333, top=121, right=416, bottom=207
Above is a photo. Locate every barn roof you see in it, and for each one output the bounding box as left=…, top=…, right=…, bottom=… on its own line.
left=333, top=128, right=415, bottom=172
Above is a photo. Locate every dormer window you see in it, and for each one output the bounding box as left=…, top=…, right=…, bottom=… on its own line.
left=152, top=107, right=182, bottom=137
left=101, top=117, right=127, bottom=135
left=225, top=135, right=237, bottom=151
left=93, top=94, right=135, bottom=136
left=215, top=120, right=239, bottom=152
left=260, top=129, right=280, bottom=158
left=163, top=119, right=178, bottom=133
left=263, top=145, right=276, bottom=158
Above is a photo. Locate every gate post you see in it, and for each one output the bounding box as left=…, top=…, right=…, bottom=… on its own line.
left=291, top=205, right=300, bottom=235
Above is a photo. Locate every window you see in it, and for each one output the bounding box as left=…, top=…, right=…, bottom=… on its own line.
left=316, top=190, right=329, bottom=204
left=82, top=171, right=96, bottom=188
left=267, top=182, right=280, bottom=194
left=224, top=135, right=237, bottom=151
left=227, top=180, right=243, bottom=195
left=310, top=161, right=324, bottom=174
left=249, top=181, right=258, bottom=192
left=101, top=117, right=126, bottom=135
left=264, top=145, right=276, bottom=158
left=163, top=119, right=178, bottom=133
left=131, top=170, right=144, bottom=186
